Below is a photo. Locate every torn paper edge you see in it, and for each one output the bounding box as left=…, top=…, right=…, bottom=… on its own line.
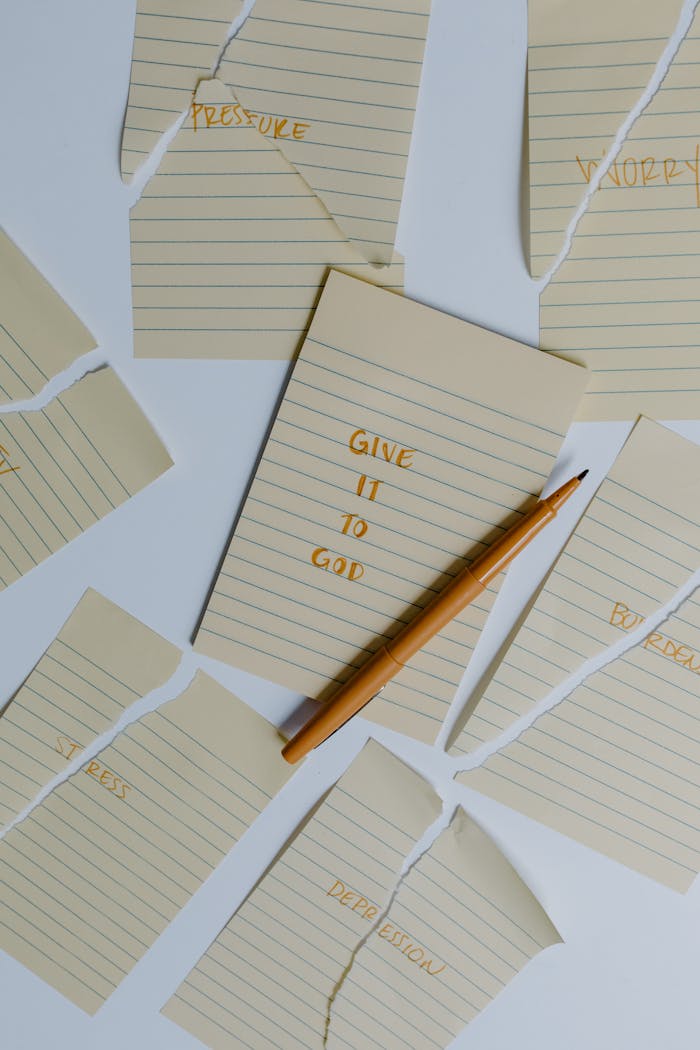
left=0, top=348, right=108, bottom=416
left=0, top=651, right=197, bottom=842
left=124, top=0, right=257, bottom=199
left=452, top=566, right=700, bottom=778
left=323, top=800, right=452, bottom=1047
left=536, top=0, right=700, bottom=291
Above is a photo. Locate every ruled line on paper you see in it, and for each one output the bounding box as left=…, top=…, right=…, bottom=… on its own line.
left=130, top=77, right=404, bottom=360
left=448, top=419, right=700, bottom=757
left=0, top=672, right=292, bottom=1015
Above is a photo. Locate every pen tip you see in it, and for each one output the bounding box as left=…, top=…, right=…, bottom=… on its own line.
left=577, top=468, right=589, bottom=481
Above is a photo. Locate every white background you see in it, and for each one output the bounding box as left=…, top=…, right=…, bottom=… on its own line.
left=1, top=1, right=700, bottom=1047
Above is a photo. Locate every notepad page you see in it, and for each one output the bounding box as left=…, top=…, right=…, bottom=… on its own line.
left=0, top=589, right=180, bottom=829
left=195, top=272, right=588, bottom=744
left=0, top=671, right=292, bottom=1014
left=528, top=0, right=682, bottom=279
left=460, top=589, right=700, bottom=893
left=219, top=0, right=432, bottom=266
left=0, top=229, right=96, bottom=404
left=541, top=13, right=700, bottom=421
left=120, top=0, right=242, bottom=180
left=131, top=78, right=404, bottom=360
left=449, top=418, right=700, bottom=757
left=0, top=367, right=172, bottom=589
left=163, top=739, right=441, bottom=1049
left=327, top=808, right=560, bottom=1050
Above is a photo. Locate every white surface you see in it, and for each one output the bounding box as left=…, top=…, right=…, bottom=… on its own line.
left=1, top=2, right=700, bottom=1047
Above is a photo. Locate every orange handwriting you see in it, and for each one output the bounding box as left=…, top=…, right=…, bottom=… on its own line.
left=349, top=429, right=415, bottom=469
left=610, top=600, right=700, bottom=676
left=0, top=444, right=20, bottom=477
left=56, top=736, right=82, bottom=761
left=575, top=144, right=700, bottom=207
left=327, top=878, right=447, bottom=977
left=83, top=758, right=131, bottom=802
left=609, top=600, right=645, bottom=633
left=191, top=102, right=310, bottom=140
left=310, top=546, right=364, bottom=581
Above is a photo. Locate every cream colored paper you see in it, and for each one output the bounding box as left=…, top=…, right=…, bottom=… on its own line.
left=194, top=271, right=588, bottom=745
left=219, top=0, right=432, bottom=265
left=541, top=12, right=700, bottom=420
left=0, top=367, right=172, bottom=589
left=120, top=0, right=243, bottom=180
left=163, top=739, right=442, bottom=1049
left=449, top=418, right=700, bottom=756
left=460, top=590, right=700, bottom=893
left=130, top=78, right=403, bottom=360
left=0, top=228, right=95, bottom=404
left=0, top=589, right=180, bottom=828
left=327, top=808, right=560, bottom=1050
left=0, top=671, right=292, bottom=1014
left=528, top=0, right=683, bottom=278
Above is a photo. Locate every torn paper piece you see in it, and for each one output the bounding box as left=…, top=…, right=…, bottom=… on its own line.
left=162, top=740, right=442, bottom=1049
left=194, top=271, right=589, bottom=746
left=0, top=589, right=180, bottom=828
left=130, top=78, right=403, bottom=360
left=327, top=808, right=560, bottom=1050
left=459, top=588, right=700, bottom=893
left=449, top=417, right=700, bottom=757
left=527, top=0, right=683, bottom=278
left=0, top=367, right=172, bottom=590
left=541, top=11, right=700, bottom=420
left=0, top=228, right=96, bottom=404
left=219, top=0, right=432, bottom=266
left=120, top=0, right=243, bottom=180
left=0, top=670, right=293, bottom=1014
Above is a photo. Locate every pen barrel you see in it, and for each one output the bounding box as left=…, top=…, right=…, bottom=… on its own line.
left=281, top=645, right=404, bottom=764
left=469, top=500, right=556, bottom=588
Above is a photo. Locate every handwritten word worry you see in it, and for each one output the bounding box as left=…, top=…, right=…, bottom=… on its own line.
left=575, top=144, right=700, bottom=207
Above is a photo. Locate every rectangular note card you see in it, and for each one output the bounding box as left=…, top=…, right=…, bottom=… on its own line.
left=0, top=367, right=172, bottom=589
left=0, top=671, right=292, bottom=1014
left=195, top=271, right=588, bottom=745
left=459, top=589, right=700, bottom=893
left=539, top=8, right=700, bottom=420
left=0, top=589, right=180, bottom=828
left=449, top=418, right=700, bottom=757
left=327, top=808, right=560, bottom=1050
left=120, top=0, right=243, bottom=180
left=0, top=228, right=96, bottom=404
left=528, top=0, right=682, bottom=277
left=218, top=0, right=432, bottom=266
left=162, top=739, right=442, bottom=1049
left=130, top=78, right=403, bottom=360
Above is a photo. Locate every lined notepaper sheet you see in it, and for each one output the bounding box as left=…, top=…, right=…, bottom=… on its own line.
left=195, top=272, right=588, bottom=745
left=327, top=808, right=560, bottom=1050
left=460, top=589, right=700, bottom=893
left=0, top=367, right=172, bottom=589
left=0, top=671, right=292, bottom=1014
left=0, top=589, right=180, bottom=828
left=130, top=78, right=403, bottom=360
left=163, top=739, right=442, bottom=1049
left=0, top=228, right=95, bottom=404
left=219, top=0, right=432, bottom=266
left=449, top=418, right=700, bottom=757
left=120, top=0, right=242, bottom=180
left=528, top=0, right=682, bottom=278
left=541, top=9, right=700, bottom=420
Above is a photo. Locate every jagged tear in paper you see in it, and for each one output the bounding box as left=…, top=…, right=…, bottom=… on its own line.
left=0, top=367, right=172, bottom=590
left=162, top=740, right=443, bottom=1048
left=0, top=670, right=293, bottom=1014
left=527, top=0, right=683, bottom=278
left=194, top=272, right=589, bottom=745
left=448, top=418, right=700, bottom=757
left=459, top=589, right=700, bottom=893
left=0, top=588, right=180, bottom=829
left=541, top=7, right=700, bottom=420
left=327, top=808, right=560, bottom=1050
left=130, top=78, right=403, bottom=360
left=219, top=0, right=432, bottom=266
left=0, top=228, right=96, bottom=404
left=120, top=0, right=244, bottom=181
